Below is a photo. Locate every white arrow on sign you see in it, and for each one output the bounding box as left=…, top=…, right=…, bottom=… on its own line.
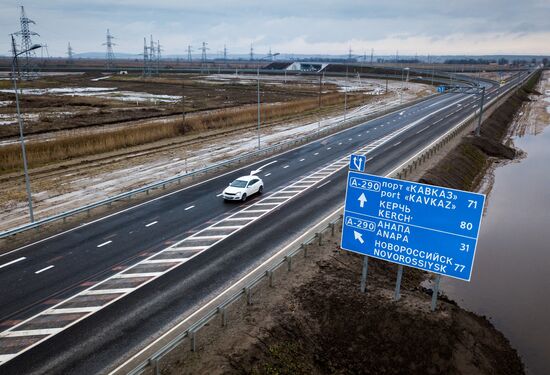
left=352, top=156, right=363, bottom=171
left=354, top=230, right=364, bottom=244
left=358, top=193, right=367, bottom=208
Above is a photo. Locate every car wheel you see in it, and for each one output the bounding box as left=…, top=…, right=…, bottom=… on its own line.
left=241, top=193, right=247, bottom=202
left=258, top=185, right=263, bottom=194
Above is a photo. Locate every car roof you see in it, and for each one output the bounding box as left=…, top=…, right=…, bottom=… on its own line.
left=235, top=175, right=260, bottom=181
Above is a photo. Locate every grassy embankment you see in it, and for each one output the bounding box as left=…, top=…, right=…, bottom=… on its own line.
left=0, top=92, right=370, bottom=173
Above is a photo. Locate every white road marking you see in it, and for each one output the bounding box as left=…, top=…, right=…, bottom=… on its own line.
left=81, top=288, right=135, bottom=295
left=366, top=156, right=374, bottom=162
left=34, top=265, right=54, bottom=274
left=112, top=273, right=163, bottom=279
left=338, top=142, right=342, bottom=145
left=327, top=147, right=332, bottom=150
left=145, top=221, right=158, bottom=227
left=185, top=205, right=195, bottom=211
left=314, top=152, right=319, bottom=155
left=316, top=180, right=332, bottom=189
left=283, top=165, right=289, bottom=168
left=2, top=328, right=62, bottom=338
left=97, top=240, right=112, bottom=248
left=299, top=158, right=305, bottom=161
left=416, top=126, right=430, bottom=134
left=216, top=193, right=223, bottom=197
left=44, top=307, right=101, bottom=314
left=393, top=141, right=402, bottom=147
left=264, top=173, right=271, bottom=177
left=348, top=138, right=352, bottom=141
left=0, top=257, right=26, bottom=270
left=142, top=259, right=189, bottom=264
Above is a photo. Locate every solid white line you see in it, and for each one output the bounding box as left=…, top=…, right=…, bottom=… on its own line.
left=35, top=265, right=54, bottom=274
left=168, top=246, right=208, bottom=251
left=264, top=173, right=271, bottom=177
left=1, top=328, right=62, bottom=338
left=316, top=180, right=332, bottom=189
left=216, top=193, right=223, bottom=197
left=142, top=259, right=189, bottom=264
left=283, top=165, right=289, bottom=169
left=242, top=209, right=270, bottom=213
left=97, top=240, right=112, bottom=248
left=112, top=273, right=163, bottom=279
left=44, top=307, right=101, bottom=314
left=255, top=202, right=280, bottom=206
left=0, top=354, right=16, bottom=364
left=209, top=226, right=241, bottom=229
left=0, top=257, right=26, bottom=270
left=393, top=141, right=402, bottom=147
left=416, top=126, right=430, bottom=134
left=191, top=235, right=226, bottom=239
left=145, top=221, right=158, bottom=227
left=225, top=217, right=256, bottom=221
left=184, top=205, right=195, bottom=211
left=80, top=288, right=135, bottom=295
left=366, top=156, right=374, bottom=162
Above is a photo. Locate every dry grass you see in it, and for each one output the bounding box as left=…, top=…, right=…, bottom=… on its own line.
left=0, top=92, right=368, bottom=173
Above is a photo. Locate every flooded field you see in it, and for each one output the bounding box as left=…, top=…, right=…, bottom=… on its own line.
left=442, top=106, right=550, bottom=373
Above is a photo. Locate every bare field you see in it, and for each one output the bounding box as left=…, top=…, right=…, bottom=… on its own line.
left=0, top=74, right=434, bottom=231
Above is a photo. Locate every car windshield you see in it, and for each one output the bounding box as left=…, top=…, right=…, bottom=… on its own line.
left=230, top=179, right=248, bottom=188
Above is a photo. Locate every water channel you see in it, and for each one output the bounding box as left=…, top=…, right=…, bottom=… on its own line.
left=442, top=109, right=550, bottom=374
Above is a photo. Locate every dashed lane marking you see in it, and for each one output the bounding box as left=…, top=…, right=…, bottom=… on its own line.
left=0, top=257, right=26, bottom=270
left=97, top=240, right=112, bottom=248
left=283, top=165, right=289, bottom=169
left=35, top=265, right=54, bottom=274
left=145, top=221, right=158, bottom=227
left=185, top=205, right=195, bottom=211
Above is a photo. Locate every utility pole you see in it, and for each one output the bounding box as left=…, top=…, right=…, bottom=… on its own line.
left=344, top=64, right=349, bottom=122
left=250, top=44, right=254, bottom=61
left=181, top=82, right=185, bottom=126
left=475, top=87, right=486, bottom=136
left=142, top=37, right=149, bottom=77
left=11, top=34, right=40, bottom=222
left=200, top=42, right=209, bottom=72
left=187, top=45, right=192, bottom=62
left=318, top=73, right=322, bottom=132
left=223, top=44, right=227, bottom=61
left=370, top=48, right=374, bottom=64
left=15, top=6, right=40, bottom=79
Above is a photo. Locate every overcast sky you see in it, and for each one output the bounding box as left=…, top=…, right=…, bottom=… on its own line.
left=1, top=0, right=549, bottom=57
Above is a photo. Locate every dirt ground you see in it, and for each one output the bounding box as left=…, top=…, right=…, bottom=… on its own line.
left=157, top=241, right=524, bottom=375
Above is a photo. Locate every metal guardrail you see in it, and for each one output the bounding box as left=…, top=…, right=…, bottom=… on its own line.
left=121, top=69, right=538, bottom=375
left=0, top=92, right=439, bottom=239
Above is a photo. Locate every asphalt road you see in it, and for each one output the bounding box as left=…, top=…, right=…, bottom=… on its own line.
left=0, top=72, right=529, bottom=374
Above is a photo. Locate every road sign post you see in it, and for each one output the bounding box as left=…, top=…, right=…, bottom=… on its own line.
left=341, top=160, right=485, bottom=306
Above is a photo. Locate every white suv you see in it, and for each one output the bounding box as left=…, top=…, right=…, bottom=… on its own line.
left=222, top=175, right=264, bottom=201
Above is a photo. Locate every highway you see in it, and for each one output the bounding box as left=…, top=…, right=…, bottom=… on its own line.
left=0, top=72, right=528, bottom=374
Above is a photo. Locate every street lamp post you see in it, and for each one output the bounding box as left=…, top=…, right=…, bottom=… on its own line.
left=10, top=34, right=41, bottom=223
left=257, top=66, right=261, bottom=149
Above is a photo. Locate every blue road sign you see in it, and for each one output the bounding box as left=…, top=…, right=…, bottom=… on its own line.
left=340, top=171, right=485, bottom=281
left=349, top=154, right=366, bottom=172
left=437, top=86, right=446, bottom=93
